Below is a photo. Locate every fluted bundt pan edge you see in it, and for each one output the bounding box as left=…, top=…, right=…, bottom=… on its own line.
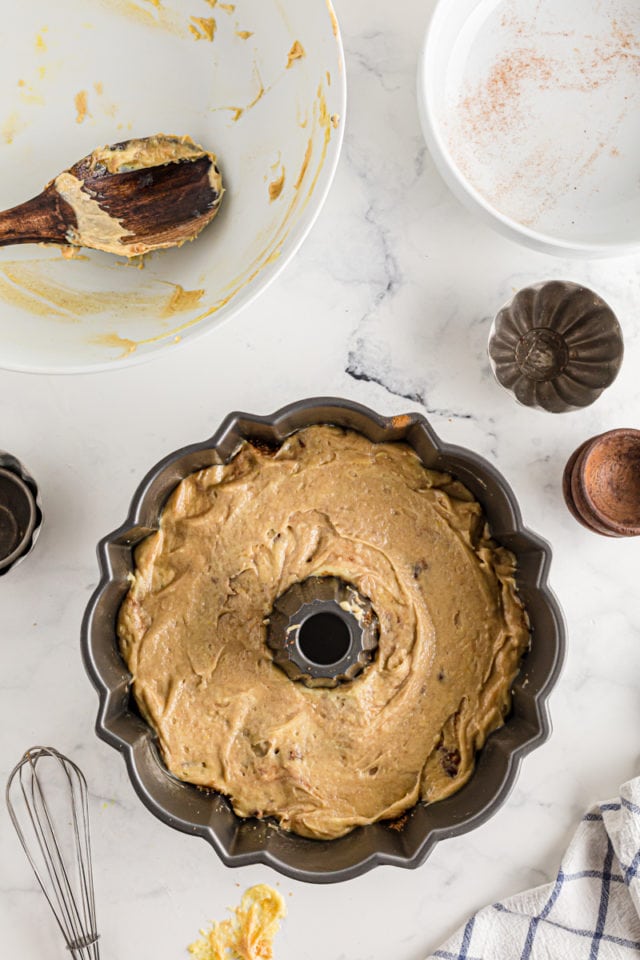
left=81, top=397, right=565, bottom=883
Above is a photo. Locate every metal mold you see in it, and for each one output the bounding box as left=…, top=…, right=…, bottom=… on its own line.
left=81, top=398, right=565, bottom=883
left=0, top=452, right=43, bottom=575
left=267, top=576, right=379, bottom=688
left=563, top=428, right=640, bottom=537
left=488, top=281, right=624, bottom=413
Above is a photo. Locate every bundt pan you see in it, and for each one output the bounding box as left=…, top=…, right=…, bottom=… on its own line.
left=81, top=398, right=565, bottom=883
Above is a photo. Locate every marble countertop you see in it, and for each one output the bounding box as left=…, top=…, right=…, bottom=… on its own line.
left=1, top=0, right=639, bottom=957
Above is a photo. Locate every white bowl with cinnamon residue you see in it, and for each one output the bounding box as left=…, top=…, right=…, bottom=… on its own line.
left=0, top=0, right=345, bottom=373
left=417, top=0, right=640, bottom=257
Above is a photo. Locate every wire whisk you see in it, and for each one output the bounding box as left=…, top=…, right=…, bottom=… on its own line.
left=6, top=746, right=100, bottom=959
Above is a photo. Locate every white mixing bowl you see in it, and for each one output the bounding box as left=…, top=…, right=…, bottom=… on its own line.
left=0, top=0, right=345, bottom=373
left=417, top=0, right=640, bottom=258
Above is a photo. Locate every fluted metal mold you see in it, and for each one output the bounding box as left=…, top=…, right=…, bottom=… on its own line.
left=81, top=398, right=565, bottom=883
left=0, top=451, right=43, bottom=575
left=488, top=281, right=624, bottom=413
left=267, top=576, right=379, bottom=688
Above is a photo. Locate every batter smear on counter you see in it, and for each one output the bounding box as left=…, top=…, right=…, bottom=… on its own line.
left=188, top=884, right=285, bottom=960
left=118, top=426, right=529, bottom=839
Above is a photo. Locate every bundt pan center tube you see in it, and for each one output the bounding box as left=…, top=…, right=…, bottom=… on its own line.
left=81, top=398, right=565, bottom=882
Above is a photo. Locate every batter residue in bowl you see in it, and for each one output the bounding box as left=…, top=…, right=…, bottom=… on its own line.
left=118, top=426, right=529, bottom=839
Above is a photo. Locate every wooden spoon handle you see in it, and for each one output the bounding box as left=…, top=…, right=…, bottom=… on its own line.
left=0, top=183, right=74, bottom=247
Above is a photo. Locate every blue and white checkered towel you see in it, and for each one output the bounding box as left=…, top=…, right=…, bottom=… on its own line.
left=429, top=778, right=640, bottom=959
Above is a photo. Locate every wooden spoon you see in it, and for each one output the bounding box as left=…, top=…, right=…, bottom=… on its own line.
left=0, top=134, right=224, bottom=257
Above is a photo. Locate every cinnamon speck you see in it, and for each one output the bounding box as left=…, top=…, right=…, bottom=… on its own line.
left=459, top=48, right=554, bottom=139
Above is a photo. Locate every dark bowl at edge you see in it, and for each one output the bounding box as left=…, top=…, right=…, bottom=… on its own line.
left=81, top=398, right=566, bottom=883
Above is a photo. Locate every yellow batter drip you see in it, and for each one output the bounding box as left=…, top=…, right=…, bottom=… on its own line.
left=188, top=885, right=286, bottom=960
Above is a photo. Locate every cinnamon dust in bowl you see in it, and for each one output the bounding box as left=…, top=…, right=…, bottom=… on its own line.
left=441, top=0, right=640, bottom=245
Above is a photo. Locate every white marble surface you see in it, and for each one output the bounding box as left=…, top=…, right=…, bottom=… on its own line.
left=1, top=0, right=640, bottom=957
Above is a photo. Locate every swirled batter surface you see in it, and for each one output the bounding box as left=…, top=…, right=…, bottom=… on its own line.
left=118, top=426, right=529, bottom=839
